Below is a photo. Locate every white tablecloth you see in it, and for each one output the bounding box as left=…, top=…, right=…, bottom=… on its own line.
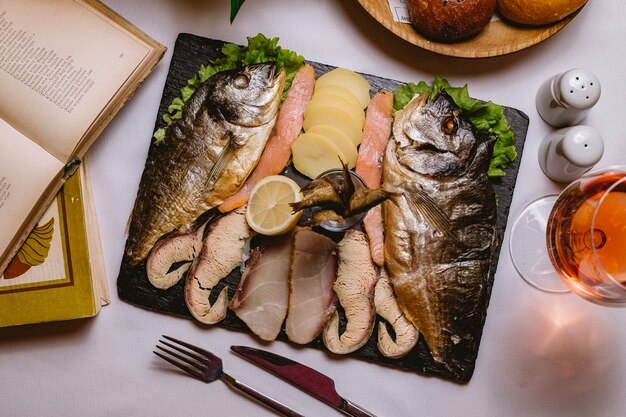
left=2, top=1, right=625, bottom=416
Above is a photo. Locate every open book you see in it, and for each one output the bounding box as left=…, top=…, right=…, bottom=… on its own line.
left=0, top=0, right=165, bottom=273
left=0, top=158, right=110, bottom=327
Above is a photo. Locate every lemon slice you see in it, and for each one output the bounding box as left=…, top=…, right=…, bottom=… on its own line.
left=246, top=175, right=303, bottom=235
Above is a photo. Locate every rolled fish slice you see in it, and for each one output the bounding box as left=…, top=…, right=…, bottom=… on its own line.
left=323, top=229, right=378, bottom=354
left=184, top=207, right=249, bottom=325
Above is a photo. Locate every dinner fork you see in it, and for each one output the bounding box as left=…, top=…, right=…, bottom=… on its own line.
left=154, top=335, right=305, bottom=417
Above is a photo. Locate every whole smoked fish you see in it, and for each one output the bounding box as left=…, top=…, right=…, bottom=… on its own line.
left=125, top=63, right=285, bottom=263
left=383, top=90, right=497, bottom=376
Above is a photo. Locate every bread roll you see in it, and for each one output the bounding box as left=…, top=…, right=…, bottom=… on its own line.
left=407, top=0, right=496, bottom=42
left=497, top=0, right=587, bottom=26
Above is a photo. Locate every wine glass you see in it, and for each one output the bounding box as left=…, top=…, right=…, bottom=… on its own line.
left=509, top=166, right=626, bottom=305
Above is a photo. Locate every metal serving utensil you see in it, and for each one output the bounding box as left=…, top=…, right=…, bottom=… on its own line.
left=154, top=335, right=305, bottom=417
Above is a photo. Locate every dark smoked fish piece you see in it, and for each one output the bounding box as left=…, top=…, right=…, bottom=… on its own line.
left=125, top=63, right=285, bottom=264
left=346, top=188, right=389, bottom=218
left=383, top=90, right=497, bottom=378
left=291, top=160, right=389, bottom=220
left=310, top=209, right=344, bottom=226
left=289, top=177, right=344, bottom=213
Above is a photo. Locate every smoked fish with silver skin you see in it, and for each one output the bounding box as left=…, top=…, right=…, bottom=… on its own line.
left=125, top=63, right=285, bottom=264
left=323, top=229, right=378, bottom=354
left=146, top=208, right=221, bottom=290
left=185, top=207, right=249, bottom=325
left=383, top=90, right=497, bottom=376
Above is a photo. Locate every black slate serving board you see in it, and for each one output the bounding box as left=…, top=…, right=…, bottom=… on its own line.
left=117, top=33, right=529, bottom=382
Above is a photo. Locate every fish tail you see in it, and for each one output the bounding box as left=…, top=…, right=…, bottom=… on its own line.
left=289, top=201, right=303, bottom=213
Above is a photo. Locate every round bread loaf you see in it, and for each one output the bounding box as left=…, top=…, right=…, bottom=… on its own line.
left=407, top=0, right=496, bottom=42
left=497, top=0, right=587, bottom=26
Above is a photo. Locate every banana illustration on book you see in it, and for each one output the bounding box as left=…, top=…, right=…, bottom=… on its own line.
left=3, top=218, right=54, bottom=279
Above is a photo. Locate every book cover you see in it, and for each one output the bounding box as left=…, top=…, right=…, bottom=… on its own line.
left=0, top=162, right=109, bottom=327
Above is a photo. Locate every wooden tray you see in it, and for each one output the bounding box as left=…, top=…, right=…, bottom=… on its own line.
left=117, top=33, right=529, bottom=382
left=358, top=0, right=581, bottom=58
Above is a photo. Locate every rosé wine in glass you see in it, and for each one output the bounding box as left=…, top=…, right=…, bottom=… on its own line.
left=510, top=166, right=626, bottom=304
left=546, top=168, right=626, bottom=305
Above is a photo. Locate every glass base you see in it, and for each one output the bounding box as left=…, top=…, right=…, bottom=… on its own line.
left=509, top=195, right=570, bottom=293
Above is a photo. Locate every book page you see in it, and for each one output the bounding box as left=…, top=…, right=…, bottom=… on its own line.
left=0, top=119, right=63, bottom=260
left=0, top=0, right=151, bottom=163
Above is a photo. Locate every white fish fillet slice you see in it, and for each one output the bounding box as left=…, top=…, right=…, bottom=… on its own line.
left=231, top=231, right=294, bottom=341
left=285, top=228, right=338, bottom=345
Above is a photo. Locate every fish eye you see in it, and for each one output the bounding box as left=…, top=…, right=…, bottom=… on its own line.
left=234, top=73, right=250, bottom=89
left=441, top=116, right=457, bottom=135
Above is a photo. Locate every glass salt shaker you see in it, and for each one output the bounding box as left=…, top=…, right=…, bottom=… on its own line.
left=536, top=69, right=601, bottom=127
left=538, top=125, right=604, bottom=183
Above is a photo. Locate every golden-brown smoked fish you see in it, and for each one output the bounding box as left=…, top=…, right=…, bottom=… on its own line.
left=383, top=90, right=497, bottom=376
left=125, top=64, right=285, bottom=264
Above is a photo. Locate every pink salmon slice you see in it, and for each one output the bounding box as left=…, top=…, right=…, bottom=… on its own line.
left=355, top=90, right=393, bottom=267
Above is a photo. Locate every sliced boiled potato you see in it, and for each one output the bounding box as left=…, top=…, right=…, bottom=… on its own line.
left=314, top=68, right=371, bottom=109
left=306, top=125, right=358, bottom=169
left=304, top=94, right=364, bottom=126
left=313, top=85, right=362, bottom=111
left=302, top=105, right=363, bottom=146
left=291, top=132, right=348, bottom=179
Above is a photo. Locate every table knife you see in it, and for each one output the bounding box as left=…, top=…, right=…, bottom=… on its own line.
left=230, top=345, right=377, bottom=417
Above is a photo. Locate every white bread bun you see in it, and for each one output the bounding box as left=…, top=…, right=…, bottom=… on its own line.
left=497, top=0, right=587, bottom=26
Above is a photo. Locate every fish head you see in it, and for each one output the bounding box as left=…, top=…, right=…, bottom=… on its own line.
left=206, top=63, right=286, bottom=130
left=394, top=90, right=491, bottom=178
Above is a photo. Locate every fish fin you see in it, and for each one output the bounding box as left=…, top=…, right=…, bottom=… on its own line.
left=289, top=201, right=303, bottom=213
left=339, top=157, right=354, bottom=208
left=405, top=190, right=462, bottom=247
left=207, top=138, right=237, bottom=185
left=124, top=211, right=133, bottom=236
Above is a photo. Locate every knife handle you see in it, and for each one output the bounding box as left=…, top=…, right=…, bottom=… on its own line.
left=221, top=373, right=306, bottom=417
left=341, top=399, right=377, bottom=417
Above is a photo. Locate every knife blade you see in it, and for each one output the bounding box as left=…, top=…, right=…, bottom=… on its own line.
left=230, top=345, right=377, bottom=417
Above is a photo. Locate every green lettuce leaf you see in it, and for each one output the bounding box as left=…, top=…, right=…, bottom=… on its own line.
left=154, top=34, right=304, bottom=144
left=393, top=76, right=517, bottom=178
